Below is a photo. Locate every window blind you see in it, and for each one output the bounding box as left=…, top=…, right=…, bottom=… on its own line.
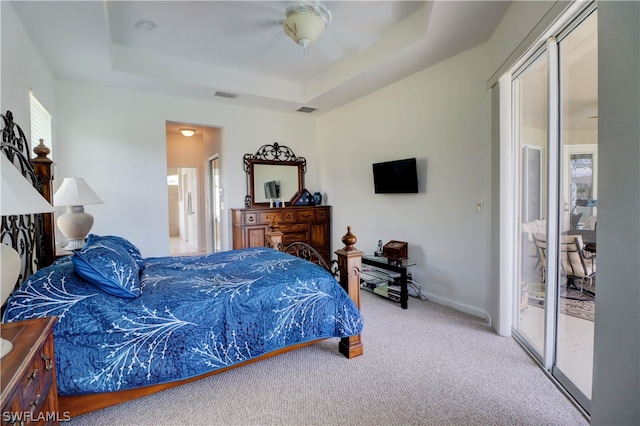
left=29, top=90, right=53, bottom=157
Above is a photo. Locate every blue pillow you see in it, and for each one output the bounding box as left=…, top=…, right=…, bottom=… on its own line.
left=85, top=234, right=145, bottom=270
left=72, top=239, right=141, bottom=298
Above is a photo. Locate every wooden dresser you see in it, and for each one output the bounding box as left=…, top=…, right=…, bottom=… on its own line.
left=1, top=317, right=62, bottom=425
left=232, top=205, right=331, bottom=264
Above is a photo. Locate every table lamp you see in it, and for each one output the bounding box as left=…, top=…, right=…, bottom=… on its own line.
left=53, top=177, right=104, bottom=250
left=1, top=154, right=54, bottom=358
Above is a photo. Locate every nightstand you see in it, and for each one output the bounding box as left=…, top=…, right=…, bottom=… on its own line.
left=1, top=317, right=61, bottom=425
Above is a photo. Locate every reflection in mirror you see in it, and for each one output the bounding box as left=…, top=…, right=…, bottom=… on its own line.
left=253, top=164, right=299, bottom=203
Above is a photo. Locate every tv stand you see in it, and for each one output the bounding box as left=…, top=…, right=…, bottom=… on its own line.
left=360, top=255, right=415, bottom=309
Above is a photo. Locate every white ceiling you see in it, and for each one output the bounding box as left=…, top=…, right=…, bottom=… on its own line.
left=11, top=1, right=512, bottom=114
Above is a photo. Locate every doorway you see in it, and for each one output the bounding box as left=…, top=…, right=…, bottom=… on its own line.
left=510, top=4, right=597, bottom=413
left=166, top=121, right=223, bottom=255
left=168, top=167, right=201, bottom=255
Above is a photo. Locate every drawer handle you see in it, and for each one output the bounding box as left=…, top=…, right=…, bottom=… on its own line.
left=248, top=216, right=254, bottom=222
left=28, top=368, right=39, bottom=382
left=301, top=213, right=311, bottom=218
left=30, top=393, right=41, bottom=409
left=42, top=353, right=53, bottom=371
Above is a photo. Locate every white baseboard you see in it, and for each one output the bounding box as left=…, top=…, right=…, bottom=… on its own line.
left=422, top=292, right=492, bottom=326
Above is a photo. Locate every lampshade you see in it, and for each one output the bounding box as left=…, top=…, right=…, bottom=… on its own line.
left=1, top=154, right=54, bottom=358
left=54, top=177, right=104, bottom=250
left=1, top=154, right=54, bottom=215
left=54, top=177, right=104, bottom=207
left=180, top=129, right=195, bottom=137
left=283, top=2, right=331, bottom=56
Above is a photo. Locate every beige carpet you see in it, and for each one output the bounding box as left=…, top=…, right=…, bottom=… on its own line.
left=68, top=291, right=588, bottom=426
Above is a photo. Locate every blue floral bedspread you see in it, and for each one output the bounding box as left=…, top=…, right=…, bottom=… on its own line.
left=3, top=248, right=363, bottom=396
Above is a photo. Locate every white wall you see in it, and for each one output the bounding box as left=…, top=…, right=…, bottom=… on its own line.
left=317, top=44, right=493, bottom=322
left=53, top=81, right=318, bottom=256
left=0, top=2, right=56, bottom=150
left=591, top=2, right=639, bottom=423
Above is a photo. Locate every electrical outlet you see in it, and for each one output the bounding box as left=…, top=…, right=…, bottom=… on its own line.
left=476, top=201, right=484, bottom=213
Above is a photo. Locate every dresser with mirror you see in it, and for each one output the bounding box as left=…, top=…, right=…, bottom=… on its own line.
left=231, top=143, right=331, bottom=263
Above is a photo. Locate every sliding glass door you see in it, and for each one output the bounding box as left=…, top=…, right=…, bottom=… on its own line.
left=511, top=5, right=597, bottom=413
left=513, top=52, right=548, bottom=358
left=555, top=9, right=598, bottom=408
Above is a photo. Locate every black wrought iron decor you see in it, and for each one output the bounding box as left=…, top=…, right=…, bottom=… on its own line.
left=243, top=142, right=306, bottom=173
left=1, top=111, right=46, bottom=289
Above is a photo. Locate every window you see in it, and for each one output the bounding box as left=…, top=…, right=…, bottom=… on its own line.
left=29, top=90, right=53, bottom=157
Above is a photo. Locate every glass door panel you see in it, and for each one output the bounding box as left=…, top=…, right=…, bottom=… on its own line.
left=555, top=9, right=598, bottom=406
left=209, top=156, right=222, bottom=253
left=513, top=53, right=548, bottom=358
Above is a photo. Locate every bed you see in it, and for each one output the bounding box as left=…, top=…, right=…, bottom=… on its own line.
left=0, top=111, right=364, bottom=417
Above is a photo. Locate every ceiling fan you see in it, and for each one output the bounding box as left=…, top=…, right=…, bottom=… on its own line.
left=281, top=1, right=332, bottom=57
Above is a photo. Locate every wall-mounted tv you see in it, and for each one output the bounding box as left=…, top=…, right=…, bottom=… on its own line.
left=372, top=158, right=418, bottom=194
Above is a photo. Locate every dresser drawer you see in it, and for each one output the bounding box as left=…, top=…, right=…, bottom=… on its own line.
left=280, top=223, right=308, bottom=233
left=315, top=209, right=328, bottom=220
left=243, top=212, right=258, bottom=225
left=15, top=335, right=56, bottom=423
left=283, top=233, right=308, bottom=244
left=282, top=210, right=296, bottom=222
left=258, top=212, right=283, bottom=225
left=295, top=210, right=316, bottom=221
left=19, top=351, right=43, bottom=405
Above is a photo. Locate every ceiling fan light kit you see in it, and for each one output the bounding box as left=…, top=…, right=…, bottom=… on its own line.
left=283, top=2, right=331, bottom=56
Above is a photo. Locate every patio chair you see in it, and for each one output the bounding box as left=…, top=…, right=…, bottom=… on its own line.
left=560, top=235, right=596, bottom=294
left=531, top=233, right=547, bottom=282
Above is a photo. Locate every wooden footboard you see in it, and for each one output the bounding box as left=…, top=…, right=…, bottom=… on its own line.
left=269, top=225, right=364, bottom=358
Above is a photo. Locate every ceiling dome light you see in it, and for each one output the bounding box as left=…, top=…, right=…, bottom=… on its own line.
left=135, top=19, right=156, bottom=31
left=283, top=2, right=331, bottom=57
left=180, top=129, right=196, bottom=137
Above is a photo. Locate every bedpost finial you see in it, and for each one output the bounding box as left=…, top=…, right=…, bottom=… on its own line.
left=269, top=217, right=280, bottom=232
left=33, top=139, right=51, bottom=158
left=341, top=226, right=357, bottom=250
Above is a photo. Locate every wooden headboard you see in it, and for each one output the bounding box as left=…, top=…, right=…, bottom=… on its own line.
left=1, top=110, right=55, bottom=294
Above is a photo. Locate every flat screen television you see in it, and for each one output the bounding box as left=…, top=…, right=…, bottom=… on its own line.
left=372, top=158, right=418, bottom=194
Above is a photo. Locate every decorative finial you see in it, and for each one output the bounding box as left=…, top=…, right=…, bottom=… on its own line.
left=269, top=217, right=281, bottom=232
left=341, top=226, right=357, bottom=250
left=33, top=139, right=50, bottom=158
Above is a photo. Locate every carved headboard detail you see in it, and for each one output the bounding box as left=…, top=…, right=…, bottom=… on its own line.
left=1, top=110, right=55, bottom=290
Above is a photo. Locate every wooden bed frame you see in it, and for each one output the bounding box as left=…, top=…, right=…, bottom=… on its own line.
left=1, top=110, right=363, bottom=418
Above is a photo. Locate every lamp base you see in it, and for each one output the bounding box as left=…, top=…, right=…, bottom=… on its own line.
left=1, top=337, right=13, bottom=358
left=62, top=238, right=88, bottom=251
left=57, top=205, right=94, bottom=251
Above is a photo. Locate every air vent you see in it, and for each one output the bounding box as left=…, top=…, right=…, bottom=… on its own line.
left=214, top=91, right=238, bottom=99
left=297, top=106, right=317, bottom=113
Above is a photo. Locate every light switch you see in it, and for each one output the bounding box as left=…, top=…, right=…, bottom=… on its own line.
left=476, top=201, right=484, bottom=213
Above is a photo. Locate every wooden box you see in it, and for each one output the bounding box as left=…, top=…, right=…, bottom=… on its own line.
left=383, top=240, right=408, bottom=260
